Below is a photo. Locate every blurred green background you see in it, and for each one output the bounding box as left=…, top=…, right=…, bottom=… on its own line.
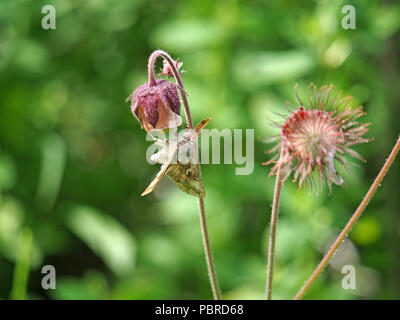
left=0, top=0, right=399, bottom=300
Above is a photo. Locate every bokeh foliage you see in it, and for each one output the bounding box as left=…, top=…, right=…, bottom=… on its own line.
left=0, top=0, right=399, bottom=299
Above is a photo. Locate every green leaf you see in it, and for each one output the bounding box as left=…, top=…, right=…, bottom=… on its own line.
left=66, top=205, right=136, bottom=275
left=35, top=134, right=66, bottom=212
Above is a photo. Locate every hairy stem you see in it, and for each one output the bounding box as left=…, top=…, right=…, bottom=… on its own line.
left=294, top=134, right=400, bottom=300
left=148, top=50, right=193, bottom=128
left=265, top=164, right=283, bottom=300
left=198, top=197, right=222, bottom=300
left=147, top=50, right=222, bottom=299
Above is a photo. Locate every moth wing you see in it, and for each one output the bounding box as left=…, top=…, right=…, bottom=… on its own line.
left=142, top=118, right=210, bottom=197
left=166, top=163, right=206, bottom=198
left=194, top=118, right=211, bottom=135
left=165, top=163, right=183, bottom=184
left=141, top=145, right=177, bottom=196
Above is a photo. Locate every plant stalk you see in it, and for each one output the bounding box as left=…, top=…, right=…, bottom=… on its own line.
left=148, top=50, right=222, bottom=299
left=265, top=164, right=283, bottom=299
left=294, top=134, right=400, bottom=300
left=198, top=197, right=222, bottom=299
left=148, top=50, right=193, bottom=128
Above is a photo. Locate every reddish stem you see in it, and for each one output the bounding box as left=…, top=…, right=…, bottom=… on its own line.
left=147, top=50, right=193, bottom=128
left=265, top=152, right=284, bottom=300
left=294, top=134, right=400, bottom=300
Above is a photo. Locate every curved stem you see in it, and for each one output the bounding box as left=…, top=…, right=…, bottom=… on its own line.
left=147, top=50, right=221, bottom=299
left=147, top=56, right=157, bottom=87
left=265, top=165, right=283, bottom=300
left=294, top=134, right=400, bottom=300
left=148, top=50, right=193, bottom=127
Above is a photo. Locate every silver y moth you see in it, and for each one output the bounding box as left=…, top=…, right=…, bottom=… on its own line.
left=141, top=118, right=210, bottom=198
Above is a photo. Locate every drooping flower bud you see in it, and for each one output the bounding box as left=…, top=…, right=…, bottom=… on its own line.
left=127, top=79, right=182, bottom=132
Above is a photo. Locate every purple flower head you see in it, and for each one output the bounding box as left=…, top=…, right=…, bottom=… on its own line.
left=127, top=79, right=182, bottom=132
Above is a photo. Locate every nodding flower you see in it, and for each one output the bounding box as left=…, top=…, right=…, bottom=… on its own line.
left=263, top=84, right=372, bottom=193
left=127, top=79, right=182, bottom=132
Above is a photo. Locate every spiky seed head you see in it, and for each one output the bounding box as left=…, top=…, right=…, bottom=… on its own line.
left=263, top=84, right=371, bottom=192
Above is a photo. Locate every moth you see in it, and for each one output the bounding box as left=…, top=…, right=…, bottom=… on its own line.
left=141, top=118, right=210, bottom=198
